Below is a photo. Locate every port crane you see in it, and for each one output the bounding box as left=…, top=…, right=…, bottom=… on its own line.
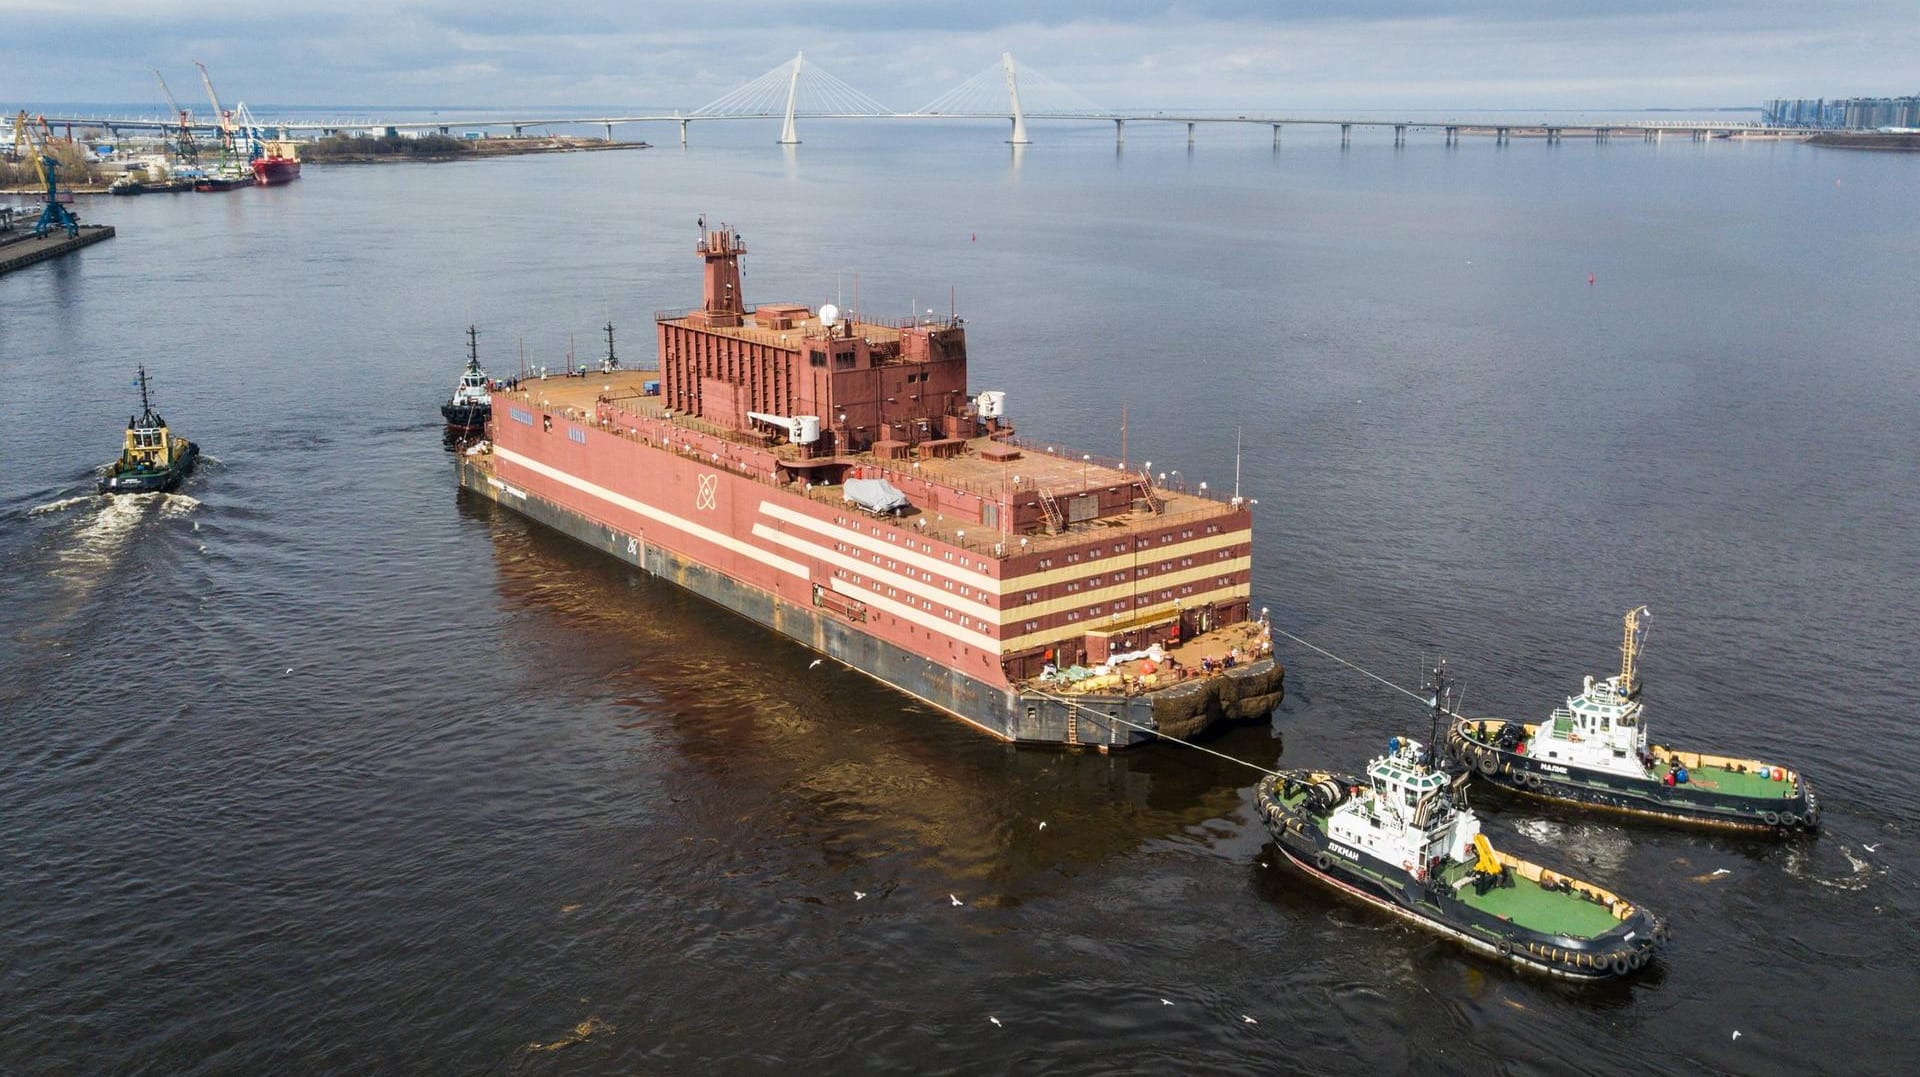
left=152, top=69, right=200, bottom=167
left=10, top=110, right=80, bottom=237
left=193, top=59, right=242, bottom=172
left=231, top=101, right=266, bottom=161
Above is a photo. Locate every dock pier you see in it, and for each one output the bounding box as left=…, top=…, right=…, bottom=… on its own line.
left=0, top=224, right=115, bottom=277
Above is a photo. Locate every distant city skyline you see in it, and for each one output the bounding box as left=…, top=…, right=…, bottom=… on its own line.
left=2, top=2, right=1915, bottom=111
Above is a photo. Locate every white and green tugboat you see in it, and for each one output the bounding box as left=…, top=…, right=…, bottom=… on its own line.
left=1446, top=607, right=1818, bottom=835
left=1256, top=666, right=1667, bottom=980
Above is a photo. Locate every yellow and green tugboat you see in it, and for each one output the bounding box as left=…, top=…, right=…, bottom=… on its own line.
left=1446, top=607, right=1818, bottom=834
left=99, top=366, right=198, bottom=494
left=1257, top=666, right=1667, bottom=980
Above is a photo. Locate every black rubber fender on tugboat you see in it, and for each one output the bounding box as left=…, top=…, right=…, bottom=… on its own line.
left=1314, top=851, right=1334, bottom=872
left=1764, top=810, right=1781, bottom=827
left=1609, top=952, right=1631, bottom=975
left=1477, top=750, right=1498, bottom=776
left=1496, top=937, right=1514, bottom=959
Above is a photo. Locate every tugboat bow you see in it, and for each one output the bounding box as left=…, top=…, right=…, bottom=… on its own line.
left=441, top=326, right=494, bottom=430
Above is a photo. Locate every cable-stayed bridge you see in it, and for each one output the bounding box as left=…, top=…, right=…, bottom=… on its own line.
left=28, top=53, right=1814, bottom=146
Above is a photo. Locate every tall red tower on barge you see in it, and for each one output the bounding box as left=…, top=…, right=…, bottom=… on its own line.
left=457, top=223, right=1282, bottom=747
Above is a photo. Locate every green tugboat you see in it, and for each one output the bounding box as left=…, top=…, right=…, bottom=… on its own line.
left=1256, top=666, right=1667, bottom=979
left=1446, top=607, right=1818, bottom=834
left=99, top=366, right=198, bottom=494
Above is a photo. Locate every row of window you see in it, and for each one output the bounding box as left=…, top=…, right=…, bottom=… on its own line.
left=831, top=567, right=980, bottom=630
left=830, top=516, right=992, bottom=574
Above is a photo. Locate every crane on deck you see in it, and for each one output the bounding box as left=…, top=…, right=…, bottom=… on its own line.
left=10, top=109, right=81, bottom=237
left=152, top=69, right=200, bottom=168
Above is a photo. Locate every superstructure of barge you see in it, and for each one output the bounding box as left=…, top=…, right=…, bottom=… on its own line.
left=455, top=223, right=1282, bottom=747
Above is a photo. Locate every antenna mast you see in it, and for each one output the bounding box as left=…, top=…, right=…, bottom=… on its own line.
left=1424, top=660, right=1450, bottom=771
left=1620, top=605, right=1650, bottom=697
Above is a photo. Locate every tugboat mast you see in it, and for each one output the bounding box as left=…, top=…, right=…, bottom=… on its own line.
left=1424, top=661, right=1450, bottom=770
left=1620, top=606, right=1649, bottom=698
left=466, top=325, right=479, bottom=367
left=604, top=322, right=619, bottom=369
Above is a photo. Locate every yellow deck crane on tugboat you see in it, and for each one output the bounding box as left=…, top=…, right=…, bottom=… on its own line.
left=10, top=110, right=80, bottom=238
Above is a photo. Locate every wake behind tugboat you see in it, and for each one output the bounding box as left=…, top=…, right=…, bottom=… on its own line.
left=1257, top=665, right=1668, bottom=979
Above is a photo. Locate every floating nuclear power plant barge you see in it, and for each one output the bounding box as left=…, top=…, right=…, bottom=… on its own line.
left=455, top=224, right=1282, bottom=746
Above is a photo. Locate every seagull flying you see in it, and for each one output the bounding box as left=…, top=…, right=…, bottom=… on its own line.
left=1732, top=1031, right=1741, bottom=1041
left=854, top=891, right=866, bottom=901
left=809, top=659, right=824, bottom=669
left=1864, top=843, right=1880, bottom=853
left=950, top=894, right=964, bottom=907
left=1242, top=1015, right=1258, bottom=1024
left=1160, top=998, right=1174, bottom=1006
left=989, top=1016, right=1001, bottom=1027
left=1038, top=821, right=1047, bottom=831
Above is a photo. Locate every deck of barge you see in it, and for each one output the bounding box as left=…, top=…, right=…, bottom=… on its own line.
left=501, top=368, right=1245, bottom=554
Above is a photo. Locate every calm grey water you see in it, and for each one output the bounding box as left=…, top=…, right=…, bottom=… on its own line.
left=3, top=119, right=1917, bottom=1074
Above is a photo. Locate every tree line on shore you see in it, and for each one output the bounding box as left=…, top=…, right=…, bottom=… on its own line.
left=302, top=133, right=473, bottom=160
left=1, top=141, right=106, bottom=189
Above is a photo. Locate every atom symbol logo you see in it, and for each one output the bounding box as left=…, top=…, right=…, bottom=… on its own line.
left=696, top=473, right=718, bottom=511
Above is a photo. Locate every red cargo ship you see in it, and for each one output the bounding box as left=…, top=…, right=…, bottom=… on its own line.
left=455, top=224, right=1283, bottom=746
left=251, top=139, right=301, bottom=185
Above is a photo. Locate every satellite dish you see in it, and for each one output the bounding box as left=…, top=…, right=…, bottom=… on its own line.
left=818, top=303, right=840, bottom=326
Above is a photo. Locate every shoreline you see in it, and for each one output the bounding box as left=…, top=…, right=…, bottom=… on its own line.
left=303, top=135, right=651, bottom=165
left=1, top=137, right=651, bottom=194
left=1806, top=131, right=1920, bottom=151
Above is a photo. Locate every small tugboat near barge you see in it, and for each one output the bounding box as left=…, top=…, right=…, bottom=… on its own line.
left=1257, top=668, right=1667, bottom=979
left=1447, top=608, right=1818, bottom=835
left=441, top=327, right=493, bottom=430
left=99, top=366, right=197, bottom=494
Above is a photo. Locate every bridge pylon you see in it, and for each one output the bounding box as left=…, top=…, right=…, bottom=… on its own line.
left=778, top=52, right=802, bottom=145
left=1002, top=53, right=1031, bottom=145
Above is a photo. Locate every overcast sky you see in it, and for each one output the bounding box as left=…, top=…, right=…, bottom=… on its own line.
left=3, top=1, right=1915, bottom=112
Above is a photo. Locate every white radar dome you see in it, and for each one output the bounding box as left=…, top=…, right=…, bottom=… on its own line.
left=818, top=303, right=840, bottom=326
